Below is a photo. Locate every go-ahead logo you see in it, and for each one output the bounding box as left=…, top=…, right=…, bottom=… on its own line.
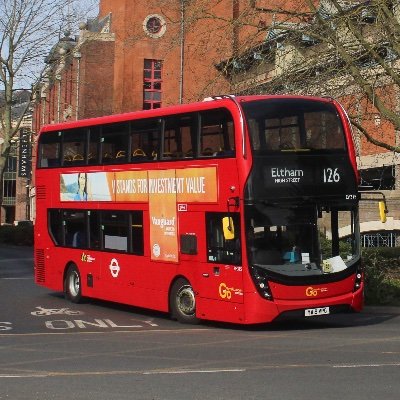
left=305, top=286, right=328, bottom=297
left=218, top=283, right=243, bottom=300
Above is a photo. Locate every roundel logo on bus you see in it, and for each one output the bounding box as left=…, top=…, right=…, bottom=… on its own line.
left=109, top=258, right=120, bottom=278
left=152, top=243, right=161, bottom=258
left=305, top=286, right=328, bottom=297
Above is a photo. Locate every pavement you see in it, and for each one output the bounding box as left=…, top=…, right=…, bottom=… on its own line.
left=364, top=305, right=400, bottom=314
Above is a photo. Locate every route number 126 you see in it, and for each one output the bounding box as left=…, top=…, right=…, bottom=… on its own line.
left=323, top=168, right=340, bottom=183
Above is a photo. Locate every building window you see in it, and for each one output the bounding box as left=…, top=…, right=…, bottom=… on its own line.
left=143, top=59, right=162, bottom=110
left=2, top=143, right=17, bottom=207
left=146, top=17, right=162, bottom=34
left=143, top=14, right=167, bottom=38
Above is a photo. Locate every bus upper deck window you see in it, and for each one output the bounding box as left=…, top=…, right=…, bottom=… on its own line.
left=63, top=128, right=87, bottom=166
left=304, top=111, right=345, bottom=150
left=101, top=122, right=129, bottom=163
left=39, top=132, right=61, bottom=168
left=243, top=99, right=346, bottom=153
left=131, top=119, right=160, bottom=162
left=200, top=109, right=235, bottom=158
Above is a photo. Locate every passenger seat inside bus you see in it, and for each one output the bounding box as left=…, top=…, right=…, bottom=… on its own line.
left=132, top=149, right=147, bottom=159
left=116, top=150, right=126, bottom=159
left=103, top=152, right=113, bottom=161
left=71, top=231, right=85, bottom=248
left=201, top=147, right=214, bottom=156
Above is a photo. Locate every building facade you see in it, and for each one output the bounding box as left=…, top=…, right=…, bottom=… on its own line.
left=0, top=90, right=33, bottom=225
left=33, top=0, right=400, bottom=246
left=34, top=0, right=239, bottom=132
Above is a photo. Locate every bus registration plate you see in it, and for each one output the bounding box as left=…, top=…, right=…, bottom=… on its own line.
left=305, top=307, right=330, bottom=317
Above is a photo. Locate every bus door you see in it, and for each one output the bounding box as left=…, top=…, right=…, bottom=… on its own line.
left=199, top=212, right=244, bottom=304
left=95, top=211, right=141, bottom=303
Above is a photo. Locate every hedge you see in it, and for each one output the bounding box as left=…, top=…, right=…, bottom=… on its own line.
left=362, top=248, right=400, bottom=306
left=0, top=224, right=34, bottom=246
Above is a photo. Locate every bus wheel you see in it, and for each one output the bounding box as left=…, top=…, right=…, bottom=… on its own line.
left=64, top=265, right=82, bottom=303
left=170, top=279, right=199, bottom=324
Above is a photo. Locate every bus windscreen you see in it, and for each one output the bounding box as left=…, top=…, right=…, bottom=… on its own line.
left=245, top=204, right=359, bottom=278
left=244, top=98, right=346, bottom=153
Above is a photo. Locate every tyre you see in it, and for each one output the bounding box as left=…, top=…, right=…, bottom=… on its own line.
left=64, top=264, right=82, bottom=303
left=170, top=278, right=199, bottom=324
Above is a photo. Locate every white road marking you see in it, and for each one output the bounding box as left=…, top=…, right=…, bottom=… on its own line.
left=0, top=368, right=245, bottom=379
left=0, top=374, right=48, bottom=378
left=1, top=362, right=400, bottom=379
left=143, top=369, right=246, bottom=375
left=333, top=362, right=400, bottom=368
left=0, top=277, right=32, bottom=280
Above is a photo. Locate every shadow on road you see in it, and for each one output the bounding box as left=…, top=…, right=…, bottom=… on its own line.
left=46, top=290, right=400, bottom=332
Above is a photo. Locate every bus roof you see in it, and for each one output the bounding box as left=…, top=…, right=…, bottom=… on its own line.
left=38, top=94, right=337, bottom=133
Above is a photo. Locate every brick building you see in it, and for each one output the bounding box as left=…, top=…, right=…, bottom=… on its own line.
left=0, top=90, right=33, bottom=225
left=33, top=0, right=400, bottom=246
left=33, top=20, right=115, bottom=131
left=34, top=0, right=238, bottom=132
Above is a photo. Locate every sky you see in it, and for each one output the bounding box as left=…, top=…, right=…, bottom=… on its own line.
left=5, top=0, right=100, bottom=90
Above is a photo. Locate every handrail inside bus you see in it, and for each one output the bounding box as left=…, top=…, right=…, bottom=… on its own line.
left=204, top=95, right=247, bottom=159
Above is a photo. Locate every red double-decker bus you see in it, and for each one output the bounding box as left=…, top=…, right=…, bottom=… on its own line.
left=34, top=95, right=363, bottom=324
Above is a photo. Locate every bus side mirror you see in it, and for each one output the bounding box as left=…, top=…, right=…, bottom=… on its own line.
left=379, top=201, right=387, bottom=223
left=222, top=217, right=235, bottom=240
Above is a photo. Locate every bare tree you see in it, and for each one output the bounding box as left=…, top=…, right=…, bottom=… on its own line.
left=0, top=0, right=98, bottom=214
left=235, top=1, right=400, bottom=154
left=172, top=0, right=400, bottom=154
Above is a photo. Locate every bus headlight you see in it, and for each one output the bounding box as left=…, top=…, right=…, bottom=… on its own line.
left=250, top=266, right=273, bottom=301
left=353, top=265, right=363, bottom=292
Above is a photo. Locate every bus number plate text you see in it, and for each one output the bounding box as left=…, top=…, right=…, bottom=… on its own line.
left=305, top=307, right=330, bottom=317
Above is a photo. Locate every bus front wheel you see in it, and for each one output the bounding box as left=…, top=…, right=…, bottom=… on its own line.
left=170, top=278, right=199, bottom=324
left=64, top=264, right=82, bottom=303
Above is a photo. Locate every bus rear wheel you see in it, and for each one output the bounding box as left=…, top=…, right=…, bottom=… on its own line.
left=64, top=264, right=82, bottom=303
left=170, top=278, right=199, bottom=324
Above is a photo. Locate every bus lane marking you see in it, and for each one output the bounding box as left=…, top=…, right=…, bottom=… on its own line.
left=29, top=305, right=160, bottom=330
left=31, top=306, right=83, bottom=316
left=0, top=322, right=12, bottom=331
left=43, top=318, right=159, bottom=330
left=0, top=327, right=211, bottom=337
